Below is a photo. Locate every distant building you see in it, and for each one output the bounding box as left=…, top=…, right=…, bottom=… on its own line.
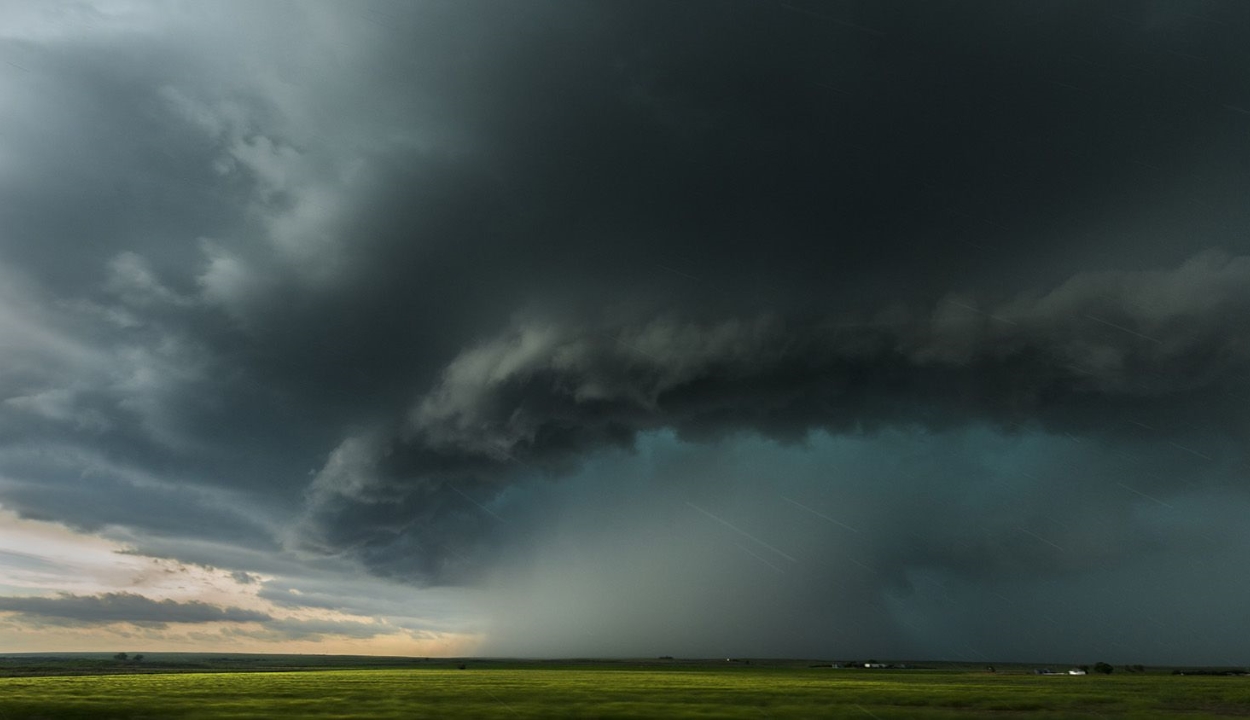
left=1068, top=669, right=1087, bottom=675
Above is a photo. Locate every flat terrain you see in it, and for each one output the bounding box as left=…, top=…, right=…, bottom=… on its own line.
left=1, top=664, right=1249, bottom=719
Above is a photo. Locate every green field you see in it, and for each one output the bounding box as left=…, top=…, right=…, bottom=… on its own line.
left=1, top=666, right=1249, bottom=719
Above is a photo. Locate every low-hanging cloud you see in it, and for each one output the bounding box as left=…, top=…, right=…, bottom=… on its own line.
left=294, top=250, right=1250, bottom=584
left=0, top=592, right=270, bottom=627
left=0, top=591, right=415, bottom=643
left=415, top=249, right=1250, bottom=458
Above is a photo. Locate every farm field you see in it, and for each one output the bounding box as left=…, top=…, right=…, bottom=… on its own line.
left=1, top=666, right=1248, bottom=719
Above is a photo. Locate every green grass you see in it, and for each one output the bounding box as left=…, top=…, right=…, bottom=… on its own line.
left=0, top=668, right=1248, bottom=719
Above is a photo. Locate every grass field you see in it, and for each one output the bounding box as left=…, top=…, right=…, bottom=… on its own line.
left=1, top=666, right=1249, bottom=719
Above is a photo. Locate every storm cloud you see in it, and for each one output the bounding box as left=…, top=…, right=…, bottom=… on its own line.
left=2, top=0, right=1250, bottom=662
left=295, top=249, right=1250, bottom=585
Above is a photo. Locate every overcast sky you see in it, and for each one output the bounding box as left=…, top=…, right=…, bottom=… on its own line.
left=1, top=0, right=1249, bottom=664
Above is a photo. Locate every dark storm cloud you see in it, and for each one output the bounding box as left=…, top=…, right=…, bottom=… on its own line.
left=290, top=0, right=1250, bottom=584
left=296, top=249, right=1250, bottom=581
left=0, top=592, right=269, bottom=627
left=3, top=0, right=1250, bottom=660
left=7, top=1, right=1249, bottom=514
left=411, top=249, right=1250, bottom=458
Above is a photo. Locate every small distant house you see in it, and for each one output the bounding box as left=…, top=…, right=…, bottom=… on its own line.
left=1068, top=669, right=1087, bottom=675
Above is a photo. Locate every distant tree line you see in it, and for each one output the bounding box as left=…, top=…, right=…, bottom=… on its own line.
left=113, top=653, right=144, bottom=663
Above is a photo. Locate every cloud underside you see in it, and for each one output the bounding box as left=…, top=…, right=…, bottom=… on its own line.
left=0, top=592, right=268, bottom=626
left=296, top=249, right=1250, bottom=582
left=0, top=592, right=394, bottom=640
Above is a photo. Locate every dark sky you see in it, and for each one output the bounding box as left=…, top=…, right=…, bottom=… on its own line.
left=1, top=0, right=1249, bottom=663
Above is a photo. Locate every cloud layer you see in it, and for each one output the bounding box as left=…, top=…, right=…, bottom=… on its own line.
left=0, top=592, right=269, bottom=626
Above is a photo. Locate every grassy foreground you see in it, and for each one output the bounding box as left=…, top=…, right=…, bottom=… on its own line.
left=1, top=667, right=1248, bottom=719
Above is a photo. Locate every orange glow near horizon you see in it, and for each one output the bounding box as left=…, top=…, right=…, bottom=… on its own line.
left=0, top=507, right=484, bottom=657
